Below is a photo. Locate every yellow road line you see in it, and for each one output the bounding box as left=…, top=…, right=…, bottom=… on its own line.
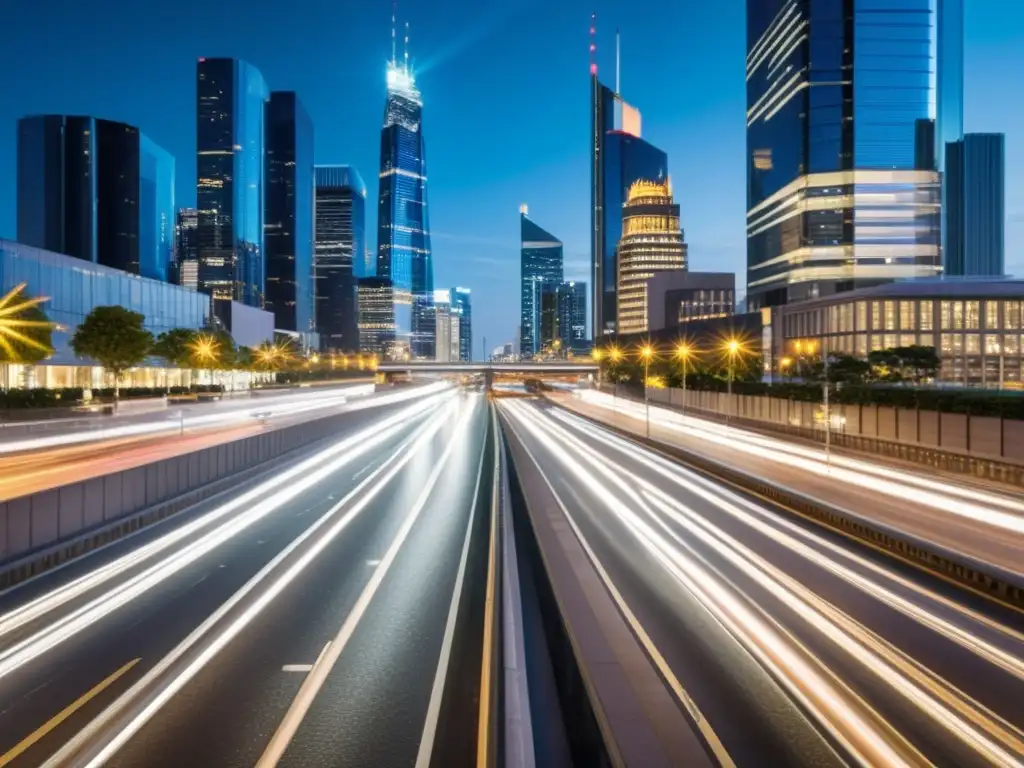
left=476, top=406, right=501, bottom=768
left=0, top=658, right=140, bottom=767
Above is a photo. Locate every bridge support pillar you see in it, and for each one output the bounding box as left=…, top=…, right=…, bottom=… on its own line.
left=484, top=370, right=494, bottom=391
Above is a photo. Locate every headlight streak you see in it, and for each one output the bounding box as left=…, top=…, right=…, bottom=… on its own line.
left=0, top=391, right=456, bottom=680
left=548, top=406, right=1024, bottom=667
left=577, top=390, right=1024, bottom=524
left=501, top=401, right=916, bottom=768
left=507, top=401, right=1024, bottom=767
left=44, top=396, right=466, bottom=768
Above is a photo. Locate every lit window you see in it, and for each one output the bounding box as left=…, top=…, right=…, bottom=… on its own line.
left=856, top=301, right=867, bottom=331
left=952, top=301, right=964, bottom=330
left=919, top=300, right=933, bottom=331
left=871, top=301, right=882, bottom=330
left=919, top=333, right=935, bottom=349
left=985, top=301, right=1000, bottom=329
left=965, top=301, right=980, bottom=329
left=965, top=334, right=980, bottom=355
left=899, top=301, right=914, bottom=330
left=900, top=334, right=915, bottom=348
left=884, top=301, right=896, bottom=331
left=1006, top=335, right=1020, bottom=355
left=984, top=334, right=1001, bottom=355
left=1005, top=301, right=1021, bottom=330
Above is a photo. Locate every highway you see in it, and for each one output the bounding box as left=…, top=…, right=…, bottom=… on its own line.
left=501, top=398, right=1024, bottom=767
left=0, top=387, right=492, bottom=767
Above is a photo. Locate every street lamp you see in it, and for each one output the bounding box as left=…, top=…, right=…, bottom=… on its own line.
left=188, top=333, right=220, bottom=388
left=674, top=342, right=693, bottom=415
left=725, top=338, right=741, bottom=424
left=640, top=344, right=653, bottom=437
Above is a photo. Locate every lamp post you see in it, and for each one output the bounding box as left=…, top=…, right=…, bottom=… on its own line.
left=640, top=344, right=653, bottom=437
left=675, top=342, right=693, bottom=415
left=609, top=346, right=623, bottom=407
left=726, top=339, right=740, bottom=424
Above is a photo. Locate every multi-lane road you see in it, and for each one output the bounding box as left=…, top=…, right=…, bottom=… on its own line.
left=500, top=398, right=1024, bottom=767
left=0, top=388, right=493, bottom=767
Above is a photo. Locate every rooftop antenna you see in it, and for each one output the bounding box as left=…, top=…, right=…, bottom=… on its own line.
left=404, top=21, right=410, bottom=73
left=615, top=28, right=621, bottom=93
left=589, top=12, right=597, bottom=76
left=391, top=0, right=397, bottom=64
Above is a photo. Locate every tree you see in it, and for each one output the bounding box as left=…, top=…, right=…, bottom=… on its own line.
left=826, top=354, right=871, bottom=385
left=151, top=328, right=196, bottom=369
left=869, top=345, right=939, bottom=385
left=0, top=285, right=55, bottom=390
left=70, top=306, right=153, bottom=400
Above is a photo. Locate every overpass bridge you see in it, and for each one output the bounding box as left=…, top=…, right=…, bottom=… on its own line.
left=377, top=361, right=598, bottom=389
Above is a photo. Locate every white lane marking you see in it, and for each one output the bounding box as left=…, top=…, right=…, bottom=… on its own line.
left=41, top=400, right=457, bottom=768
left=414, top=407, right=488, bottom=768
left=366, top=560, right=381, bottom=567
left=255, top=401, right=476, bottom=768
left=281, top=665, right=312, bottom=673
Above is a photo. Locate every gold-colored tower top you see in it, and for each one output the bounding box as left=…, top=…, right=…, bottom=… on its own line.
left=626, top=177, right=672, bottom=201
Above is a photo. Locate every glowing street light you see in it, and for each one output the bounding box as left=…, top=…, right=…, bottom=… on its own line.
left=723, top=337, right=746, bottom=424
left=675, top=342, right=694, bottom=413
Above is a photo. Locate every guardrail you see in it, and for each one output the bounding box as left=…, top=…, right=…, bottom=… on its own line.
left=555, top=400, right=1024, bottom=612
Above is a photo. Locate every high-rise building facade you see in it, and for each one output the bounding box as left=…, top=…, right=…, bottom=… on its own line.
left=945, top=134, right=1005, bottom=277
left=433, top=290, right=461, bottom=363
left=315, top=165, right=365, bottom=353
left=746, top=0, right=944, bottom=311
left=376, top=46, right=434, bottom=359
left=264, top=91, right=314, bottom=335
left=357, top=276, right=396, bottom=356
left=450, top=287, right=472, bottom=361
left=17, top=115, right=174, bottom=282
left=591, top=71, right=668, bottom=339
left=175, top=207, right=199, bottom=289
left=196, top=57, right=269, bottom=325
left=557, top=281, right=588, bottom=350
left=616, top=179, right=688, bottom=335
left=520, top=207, right=564, bottom=358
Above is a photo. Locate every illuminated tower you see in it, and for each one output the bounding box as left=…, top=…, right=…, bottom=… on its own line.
left=376, top=17, right=434, bottom=359
left=616, top=179, right=687, bottom=335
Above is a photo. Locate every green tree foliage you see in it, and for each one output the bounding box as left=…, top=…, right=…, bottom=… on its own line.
left=868, top=345, right=940, bottom=384
left=151, top=328, right=196, bottom=369
left=70, top=306, right=153, bottom=398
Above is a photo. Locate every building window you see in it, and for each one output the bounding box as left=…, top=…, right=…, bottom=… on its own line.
left=919, top=333, right=935, bottom=349
left=883, top=333, right=897, bottom=349
left=985, top=301, right=1000, bottom=330
left=919, top=300, right=933, bottom=331
left=1006, top=301, right=1021, bottom=330
left=870, top=334, right=882, bottom=351
left=856, top=301, right=867, bottom=331
left=951, top=334, right=963, bottom=354
left=900, top=334, right=915, bottom=348
left=965, top=334, right=980, bottom=355
left=965, top=300, right=980, bottom=330
left=884, top=301, right=896, bottom=331
left=871, top=301, right=882, bottom=331
left=1006, top=335, right=1020, bottom=355
left=856, top=334, right=867, bottom=357
left=899, top=301, right=914, bottom=330
left=951, top=301, right=964, bottom=330
left=984, top=334, right=1002, bottom=355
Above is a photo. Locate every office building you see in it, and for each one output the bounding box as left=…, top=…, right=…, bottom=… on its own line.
left=746, top=1, right=945, bottom=311
left=556, top=281, right=587, bottom=350
left=616, top=179, right=687, bottom=335
left=264, top=91, right=314, bottom=335
left=376, top=36, right=434, bottom=359
left=17, top=115, right=175, bottom=282
left=175, top=207, right=199, bottom=288
left=450, top=286, right=472, bottom=361
left=357, top=276, right=396, bottom=356
left=0, top=239, right=273, bottom=388
left=536, top=283, right=559, bottom=354
left=645, top=271, right=735, bottom=332
left=315, top=165, right=365, bottom=353
left=433, top=290, right=461, bottom=363
left=591, top=52, right=668, bottom=338
left=196, top=57, right=269, bottom=325
left=945, top=134, right=1005, bottom=278
left=520, top=206, right=564, bottom=357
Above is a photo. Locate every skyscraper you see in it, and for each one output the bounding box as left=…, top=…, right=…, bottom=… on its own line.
left=376, top=27, right=434, bottom=359
left=315, top=165, right=365, bottom=353
left=433, top=290, right=461, bottom=363
left=450, top=286, right=472, bottom=361
left=196, top=57, right=269, bottom=326
left=557, top=281, right=587, bottom=350
left=264, top=91, right=314, bottom=335
left=945, top=134, right=1006, bottom=277
left=616, top=179, right=687, bottom=335
left=590, top=34, right=668, bottom=338
left=520, top=205, right=564, bottom=358
left=17, top=115, right=174, bottom=281
left=357, top=276, right=396, bottom=356
left=746, top=1, right=943, bottom=310
left=175, top=207, right=199, bottom=289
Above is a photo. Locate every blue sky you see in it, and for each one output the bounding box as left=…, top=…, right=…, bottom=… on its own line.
left=0, top=0, right=1021, bottom=357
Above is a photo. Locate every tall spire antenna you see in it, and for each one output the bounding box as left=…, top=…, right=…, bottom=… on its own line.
left=391, top=0, right=397, bottom=64
left=615, top=28, right=621, bottom=93
left=404, top=20, right=410, bottom=72
left=589, top=12, right=597, bottom=76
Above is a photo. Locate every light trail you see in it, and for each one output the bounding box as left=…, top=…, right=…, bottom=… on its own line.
left=503, top=401, right=1024, bottom=766
left=0, top=389, right=455, bottom=679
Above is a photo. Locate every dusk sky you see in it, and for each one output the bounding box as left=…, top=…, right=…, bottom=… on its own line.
left=1, top=0, right=1021, bottom=357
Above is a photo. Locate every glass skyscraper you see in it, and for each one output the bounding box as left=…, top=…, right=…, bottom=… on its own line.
left=520, top=206, right=564, bottom=358
left=746, top=0, right=944, bottom=311
left=315, top=165, right=365, bottom=353
left=17, top=115, right=174, bottom=282
left=196, top=57, right=269, bottom=325
left=357, top=276, right=396, bottom=356
left=376, top=51, right=433, bottom=359
left=175, top=207, right=199, bottom=289
left=450, top=286, right=472, bottom=361
left=264, top=91, right=314, bottom=335
left=945, top=133, right=1005, bottom=278
left=556, top=281, right=587, bottom=350
left=591, top=75, right=668, bottom=338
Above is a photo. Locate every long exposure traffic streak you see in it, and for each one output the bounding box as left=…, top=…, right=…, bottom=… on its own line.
left=0, top=386, right=491, bottom=767
left=501, top=399, right=1024, bottom=767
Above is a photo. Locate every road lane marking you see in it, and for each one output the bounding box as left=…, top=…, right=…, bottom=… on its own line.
left=475, top=407, right=501, bottom=768
left=0, top=658, right=140, bottom=767
left=281, top=665, right=312, bottom=673
left=415, top=406, right=488, bottom=768
left=366, top=559, right=380, bottom=567
left=255, top=401, right=476, bottom=768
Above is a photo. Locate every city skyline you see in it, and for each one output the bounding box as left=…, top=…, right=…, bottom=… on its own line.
left=0, top=0, right=1021, bottom=354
